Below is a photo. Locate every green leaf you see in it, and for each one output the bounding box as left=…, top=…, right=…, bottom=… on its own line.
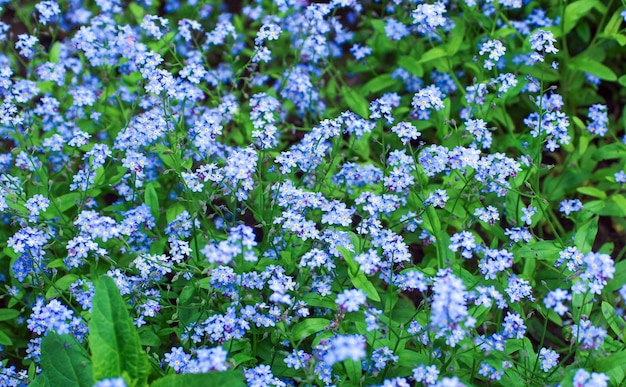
left=574, top=216, right=598, bottom=253
left=341, top=86, right=370, bottom=119
left=592, top=142, right=626, bottom=160
left=576, top=186, right=607, bottom=199
left=418, top=47, right=447, bottom=64
left=337, top=246, right=358, bottom=274
left=361, top=74, right=397, bottom=95
left=90, top=276, right=149, bottom=387
left=47, top=259, right=66, bottom=269
left=56, top=193, right=81, bottom=213
left=290, top=318, right=330, bottom=341
left=515, top=241, right=561, bottom=263
left=0, top=330, right=13, bottom=345
left=561, top=0, right=599, bottom=36
left=340, top=248, right=381, bottom=302
left=49, top=42, right=61, bottom=63
left=604, top=11, right=624, bottom=36
left=144, top=183, right=159, bottom=220
left=593, top=349, right=626, bottom=372
left=446, top=18, right=465, bottom=56
left=343, top=359, right=362, bottom=383
left=398, top=56, right=424, bottom=77
left=40, top=332, right=93, bottom=387
left=613, top=34, right=626, bottom=46
left=602, top=301, right=626, bottom=337
left=569, top=56, right=617, bottom=81
left=396, top=350, right=429, bottom=368
left=0, top=309, right=19, bottom=321
left=128, top=2, right=145, bottom=23
left=619, top=75, right=626, bottom=88
left=56, top=274, right=80, bottom=291
left=348, top=270, right=381, bottom=302
left=29, top=374, right=51, bottom=387
left=151, top=370, right=246, bottom=387
left=607, top=195, right=626, bottom=217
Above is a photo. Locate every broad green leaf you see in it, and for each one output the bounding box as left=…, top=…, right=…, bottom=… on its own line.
left=602, top=302, right=626, bottom=337
left=446, top=18, right=465, bottom=56
left=561, top=0, right=599, bottom=36
left=593, top=349, right=626, bottom=372
left=232, top=353, right=256, bottom=367
left=47, top=259, right=66, bottom=269
left=590, top=198, right=626, bottom=216
left=422, top=206, right=441, bottom=236
left=361, top=74, right=397, bottom=95
left=302, top=293, right=336, bottom=310
left=369, top=19, right=386, bottom=34
left=592, top=142, right=626, bottom=160
left=144, top=183, right=159, bottom=220
left=569, top=56, right=617, bottom=81
left=56, top=274, right=80, bottom=291
left=0, top=330, right=13, bottom=345
left=40, top=333, right=93, bottom=387
left=348, top=270, right=381, bottom=302
left=576, top=186, right=607, bottom=199
left=138, top=327, right=162, bottom=347
left=290, top=318, right=330, bottom=341
left=151, top=371, right=246, bottom=387
left=29, top=374, right=51, bottom=387
left=155, top=144, right=179, bottom=171
left=619, top=75, right=626, bottom=88
left=607, top=195, right=626, bottom=217
left=0, top=309, right=19, bottom=321
left=343, top=359, right=362, bottom=383
left=396, top=350, right=429, bottom=368
left=515, top=241, right=561, bottom=263
left=604, top=11, right=624, bottom=35
left=56, top=193, right=81, bottom=213
left=128, top=2, right=145, bottom=22
left=49, top=42, right=61, bottom=63
left=418, top=47, right=447, bottom=64
left=341, top=86, right=370, bottom=119
left=340, top=247, right=381, bottom=301
left=338, top=246, right=358, bottom=275
left=574, top=216, right=598, bottom=253
left=398, top=56, right=424, bottom=77
left=90, top=276, right=149, bottom=387
left=166, top=203, right=185, bottom=223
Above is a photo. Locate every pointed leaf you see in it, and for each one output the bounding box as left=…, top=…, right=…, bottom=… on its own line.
left=602, top=301, right=626, bottom=337
left=0, top=309, right=19, bottom=321
left=291, top=318, right=330, bottom=341
left=561, top=0, right=599, bottom=36
left=418, top=47, right=447, bottom=64
left=144, top=183, right=160, bottom=220
left=29, top=374, right=51, bottom=387
left=574, top=216, right=598, bottom=253
left=343, top=358, right=362, bottom=383
left=40, top=332, right=93, bottom=387
left=89, top=276, right=148, bottom=386
left=569, top=56, right=617, bottom=81
left=0, top=330, right=13, bottom=345
left=341, top=86, right=370, bottom=119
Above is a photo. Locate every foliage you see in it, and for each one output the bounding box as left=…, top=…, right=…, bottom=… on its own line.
left=0, top=0, right=625, bottom=386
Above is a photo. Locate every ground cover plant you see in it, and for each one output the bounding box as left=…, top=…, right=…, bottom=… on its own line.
left=1, top=0, right=626, bottom=385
